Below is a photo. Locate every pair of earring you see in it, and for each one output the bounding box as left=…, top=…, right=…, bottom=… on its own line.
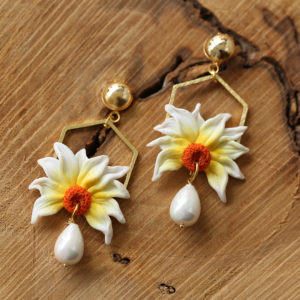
left=29, top=33, right=249, bottom=267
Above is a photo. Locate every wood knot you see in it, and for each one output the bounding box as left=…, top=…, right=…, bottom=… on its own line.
left=113, top=253, right=130, bottom=265
left=158, top=283, right=176, bottom=294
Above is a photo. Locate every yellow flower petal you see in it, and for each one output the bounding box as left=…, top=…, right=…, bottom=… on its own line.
left=196, top=113, right=231, bottom=149
left=31, top=194, right=64, bottom=224
left=29, top=177, right=67, bottom=196
left=92, top=198, right=125, bottom=224
left=90, top=180, right=130, bottom=199
left=152, top=147, right=185, bottom=181
left=204, top=161, right=228, bottom=203
left=54, top=142, right=79, bottom=187
left=84, top=203, right=113, bottom=245
left=165, top=104, right=200, bottom=143
left=221, top=126, right=248, bottom=140
left=210, top=153, right=244, bottom=179
left=211, top=138, right=249, bottom=160
left=38, top=157, right=68, bottom=188
left=77, top=155, right=109, bottom=190
left=87, top=166, right=129, bottom=193
left=75, top=149, right=88, bottom=172
left=147, top=136, right=190, bottom=151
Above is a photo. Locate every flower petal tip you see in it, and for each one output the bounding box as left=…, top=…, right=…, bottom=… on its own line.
left=105, top=236, right=112, bottom=245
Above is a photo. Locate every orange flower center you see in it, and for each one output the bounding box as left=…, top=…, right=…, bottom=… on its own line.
left=182, top=144, right=211, bottom=172
left=63, top=186, right=92, bottom=215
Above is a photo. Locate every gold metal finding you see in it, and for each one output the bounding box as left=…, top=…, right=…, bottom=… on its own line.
left=63, top=264, right=69, bottom=268
left=208, top=62, right=219, bottom=83
left=56, top=118, right=138, bottom=188
left=204, top=33, right=235, bottom=62
left=179, top=224, right=185, bottom=229
left=68, top=203, right=80, bottom=223
left=188, top=163, right=199, bottom=185
left=104, top=111, right=121, bottom=128
left=102, top=82, right=133, bottom=111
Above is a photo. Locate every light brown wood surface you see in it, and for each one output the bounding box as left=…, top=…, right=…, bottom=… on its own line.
left=1, top=0, right=300, bottom=299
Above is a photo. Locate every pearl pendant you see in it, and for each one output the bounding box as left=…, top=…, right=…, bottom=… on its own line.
left=54, top=223, right=84, bottom=266
left=170, top=184, right=201, bottom=227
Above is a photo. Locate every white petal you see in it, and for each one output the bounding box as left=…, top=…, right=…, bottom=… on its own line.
left=31, top=194, right=64, bottom=224
left=204, top=161, right=228, bottom=203
left=75, top=149, right=88, bottom=172
left=211, top=153, right=245, bottom=179
left=90, top=180, right=130, bottom=199
left=191, top=103, right=205, bottom=130
left=147, top=136, right=190, bottom=151
left=89, top=166, right=129, bottom=192
left=54, top=143, right=79, bottom=187
left=152, top=148, right=184, bottom=181
left=222, top=126, right=248, bottom=140
left=38, top=157, right=67, bottom=187
left=29, top=177, right=67, bottom=196
left=211, top=138, right=249, bottom=160
left=196, top=113, right=231, bottom=149
left=154, top=117, right=182, bottom=138
left=165, top=104, right=199, bottom=143
left=77, top=155, right=109, bottom=189
left=84, top=203, right=113, bottom=245
left=93, top=198, right=125, bottom=224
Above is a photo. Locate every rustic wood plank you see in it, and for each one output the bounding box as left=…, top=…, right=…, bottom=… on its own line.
left=1, top=0, right=300, bottom=299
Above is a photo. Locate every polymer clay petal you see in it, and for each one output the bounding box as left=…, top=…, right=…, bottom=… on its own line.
left=196, top=113, right=231, bottom=149
left=165, top=104, right=199, bottom=143
left=77, top=155, right=109, bottom=190
left=92, top=198, right=126, bottom=224
left=31, top=194, right=64, bottom=224
left=221, top=126, right=248, bottom=140
left=210, top=153, right=245, bottom=179
left=154, top=117, right=182, bottom=138
left=90, top=166, right=130, bottom=192
left=191, top=103, right=205, bottom=130
left=54, top=143, right=79, bottom=187
left=38, top=157, right=68, bottom=188
left=90, top=180, right=130, bottom=199
left=75, top=148, right=89, bottom=172
left=147, top=136, right=190, bottom=151
left=84, top=203, right=113, bottom=245
left=204, top=161, right=228, bottom=203
left=29, top=177, right=67, bottom=196
left=152, top=147, right=184, bottom=181
left=210, top=138, right=249, bottom=160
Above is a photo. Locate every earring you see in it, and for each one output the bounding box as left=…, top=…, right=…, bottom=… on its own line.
left=147, top=34, right=249, bottom=228
left=29, top=82, right=138, bottom=267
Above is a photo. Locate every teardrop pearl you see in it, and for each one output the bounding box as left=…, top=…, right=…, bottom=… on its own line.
left=170, top=184, right=201, bottom=226
left=54, top=223, right=84, bottom=266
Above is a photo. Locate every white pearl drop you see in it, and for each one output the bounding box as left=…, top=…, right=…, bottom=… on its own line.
left=170, top=184, right=201, bottom=226
left=54, top=223, right=84, bottom=265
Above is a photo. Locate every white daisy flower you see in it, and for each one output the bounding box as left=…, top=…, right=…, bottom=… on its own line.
left=29, top=142, right=129, bottom=245
left=147, top=103, right=249, bottom=203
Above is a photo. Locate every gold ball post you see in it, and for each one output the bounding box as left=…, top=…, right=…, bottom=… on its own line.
left=102, top=82, right=133, bottom=111
left=204, top=33, right=235, bottom=62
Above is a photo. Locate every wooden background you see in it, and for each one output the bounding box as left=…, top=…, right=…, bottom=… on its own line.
left=1, top=0, right=300, bottom=299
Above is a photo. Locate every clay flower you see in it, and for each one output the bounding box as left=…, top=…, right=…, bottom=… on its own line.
left=147, top=103, right=249, bottom=203
left=29, top=142, right=129, bottom=244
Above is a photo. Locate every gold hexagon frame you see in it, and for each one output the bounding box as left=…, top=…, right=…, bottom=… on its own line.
left=55, top=119, right=138, bottom=188
left=166, top=74, right=248, bottom=143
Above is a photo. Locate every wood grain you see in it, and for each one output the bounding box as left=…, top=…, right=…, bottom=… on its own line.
left=1, top=0, right=300, bottom=299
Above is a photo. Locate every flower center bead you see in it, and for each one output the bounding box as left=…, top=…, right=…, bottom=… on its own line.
left=182, top=144, right=211, bottom=172
left=63, top=186, right=92, bottom=215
